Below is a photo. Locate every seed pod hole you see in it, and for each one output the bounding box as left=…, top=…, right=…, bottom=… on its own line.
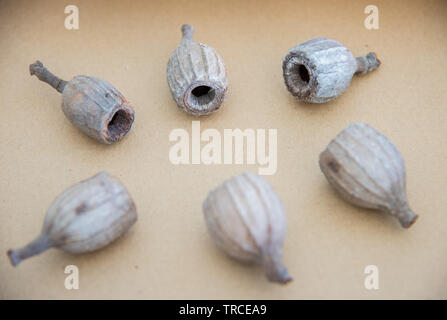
left=296, top=64, right=310, bottom=84
left=107, top=109, right=133, bottom=142
left=283, top=38, right=381, bottom=103
left=30, top=61, right=135, bottom=144
left=167, top=24, right=228, bottom=116
left=191, top=85, right=215, bottom=105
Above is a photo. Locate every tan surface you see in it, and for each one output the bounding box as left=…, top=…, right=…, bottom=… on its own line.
left=1, top=0, right=446, bottom=299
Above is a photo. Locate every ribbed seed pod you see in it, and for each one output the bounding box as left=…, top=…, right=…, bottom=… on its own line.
left=282, top=37, right=381, bottom=103
left=319, top=123, right=418, bottom=228
left=7, top=172, right=138, bottom=266
left=203, top=173, right=291, bottom=284
left=167, top=24, right=228, bottom=115
left=30, top=61, right=134, bottom=144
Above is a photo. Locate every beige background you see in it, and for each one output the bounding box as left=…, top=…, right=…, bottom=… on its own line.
left=1, top=0, right=446, bottom=299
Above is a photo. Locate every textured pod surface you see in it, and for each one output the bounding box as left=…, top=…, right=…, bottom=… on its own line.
left=282, top=37, right=380, bottom=103
left=319, top=123, right=417, bottom=228
left=62, top=76, right=135, bottom=144
left=7, top=172, right=137, bottom=266
left=203, top=173, right=291, bottom=284
left=30, top=61, right=135, bottom=144
left=167, top=24, right=228, bottom=115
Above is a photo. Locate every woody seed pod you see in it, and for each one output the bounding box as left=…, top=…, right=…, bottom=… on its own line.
left=203, top=173, right=291, bottom=284
left=167, top=24, right=228, bottom=115
left=30, top=61, right=135, bottom=144
left=7, top=172, right=137, bottom=266
left=282, top=37, right=381, bottom=103
left=319, top=123, right=418, bottom=228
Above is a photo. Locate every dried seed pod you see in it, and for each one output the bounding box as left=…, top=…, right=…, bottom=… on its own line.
left=7, top=172, right=137, bottom=266
left=203, top=173, right=291, bottom=284
left=319, top=123, right=418, bottom=228
left=30, top=61, right=135, bottom=144
left=282, top=37, right=381, bottom=103
left=167, top=24, right=228, bottom=116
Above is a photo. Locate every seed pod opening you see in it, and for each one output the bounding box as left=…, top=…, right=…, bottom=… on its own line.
left=7, top=172, right=138, bottom=267
left=167, top=24, right=228, bottom=116
left=203, top=173, right=292, bottom=284
left=30, top=61, right=135, bottom=144
left=282, top=38, right=381, bottom=103
left=319, top=123, right=418, bottom=228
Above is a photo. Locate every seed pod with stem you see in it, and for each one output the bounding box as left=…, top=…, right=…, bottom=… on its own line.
left=283, top=37, right=381, bottom=103
left=203, top=173, right=291, bottom=284
left=30, top=61, right=135, bottom=144
left=167, top=24, right=228, bottom=116
left=7, top=172, right=138, bottom=267
left=319, top=123, right=418, bottom=228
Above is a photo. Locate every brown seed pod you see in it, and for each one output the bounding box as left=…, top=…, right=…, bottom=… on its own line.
left=167, top=24, right=228, bottom=116
left=282, top=37, right=381, bottom=103
left=203, top=173, right=291, bottom=284
left=7, top=172, right=138, bottom=266
left=319, top=123, right=418, bottom=228
left=30, top=61, right=135, bottom=144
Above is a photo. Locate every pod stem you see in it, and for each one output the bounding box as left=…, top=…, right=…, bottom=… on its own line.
left=29, top=61, right=67, bottom=93
left=261, top=249, right=292, bottom=284
left=181, top=24, right=195, bottom=41
left=7, top=234, right=53, bottom=267
left=355, top=52, right=381, bottom=75
left=395, top=205, right=419, bottom=228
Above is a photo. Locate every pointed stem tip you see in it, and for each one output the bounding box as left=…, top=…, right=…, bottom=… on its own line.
left=181, top=24, right=195, bottom=41
left=397, top=207, right=419, bottom=229
left=355, top=52, right=381, bottom=75
left=262, top=251, right=292, bottom=284
left=29, top=60, right=67, bottom=93
left=7, top=234, right=53, bottom=267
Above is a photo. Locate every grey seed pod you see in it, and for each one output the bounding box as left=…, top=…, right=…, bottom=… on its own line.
left=167, top=24, right=228, bottom=116
left=203, top=173, right=291, bottom=284
left=7, top=172, right=137, bottom=267
left=319, top=123, right=418, bottom=228
left=282, top=37, right=381, bottom=103
left=30, top=61, right=135, bottom=144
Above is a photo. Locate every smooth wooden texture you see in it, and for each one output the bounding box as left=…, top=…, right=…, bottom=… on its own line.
left=0, top=0, right=446, bottom=299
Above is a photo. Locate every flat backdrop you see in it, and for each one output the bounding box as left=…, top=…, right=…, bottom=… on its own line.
left=1, top=0, right=446, bottom=299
